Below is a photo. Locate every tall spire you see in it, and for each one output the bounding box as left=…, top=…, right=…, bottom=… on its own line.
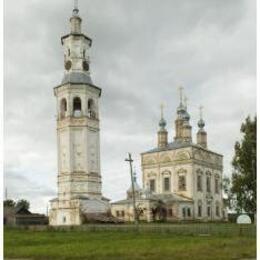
left=73, top=0, right=79, bottom=16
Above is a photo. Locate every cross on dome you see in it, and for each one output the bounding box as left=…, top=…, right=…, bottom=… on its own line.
left=178, top=86, right=184, bottom=105
left=184, top=96, right=188, bottom=108
left=199, top=105, right=203, bottom=119
left=160, top=103, right=164, bottom=119
left=73, top=0, right=79, bottom=15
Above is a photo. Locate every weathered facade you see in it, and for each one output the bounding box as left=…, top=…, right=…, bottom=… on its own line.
left=112, top=91, right=226, bottom=222
left=49, top=4, right=109, bottom=226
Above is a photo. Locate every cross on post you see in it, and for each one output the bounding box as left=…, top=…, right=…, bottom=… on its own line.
left=125, top=153, right=138, bottom=226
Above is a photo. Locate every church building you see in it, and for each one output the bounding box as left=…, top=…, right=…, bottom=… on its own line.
left=49, top=3, right=110, bottom=226
left=111, top=89, right=225, bottom=222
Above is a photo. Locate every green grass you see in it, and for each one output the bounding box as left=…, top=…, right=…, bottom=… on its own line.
left=4, top=226, right=256, bottom=260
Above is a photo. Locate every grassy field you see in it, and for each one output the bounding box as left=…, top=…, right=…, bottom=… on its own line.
left=4, top=226, right=256, bottom=260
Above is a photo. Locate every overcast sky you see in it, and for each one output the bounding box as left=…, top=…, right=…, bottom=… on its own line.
left=4, top=0, right=256, bottom=213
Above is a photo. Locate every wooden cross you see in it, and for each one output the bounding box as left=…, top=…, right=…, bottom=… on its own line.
left=125, top=153, right=138, bottom=226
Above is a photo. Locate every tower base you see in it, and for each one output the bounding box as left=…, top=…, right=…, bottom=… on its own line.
left=49, top=196, right=110, bottom=226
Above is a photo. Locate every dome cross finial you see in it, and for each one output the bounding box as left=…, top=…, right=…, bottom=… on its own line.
left=198, top=105, right=205, bottom=129
left=159, top=103, right=167, bottom=130
left=199, top=105, right=203, bottom=120
left=160, top=103, right=164, bottom=119
left=73, top=0, right=79, bottom=15
left=184, top=96, right=188, bottom=109
left=178, top=86, right=184, bottom=105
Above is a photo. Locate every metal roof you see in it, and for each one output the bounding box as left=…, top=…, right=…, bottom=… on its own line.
left=142, top=140, right=223, bottom=157
left=61, top=72, right=93, bottom=85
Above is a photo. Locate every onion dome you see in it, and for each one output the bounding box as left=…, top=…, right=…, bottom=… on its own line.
left=198, top=118, right=205, bottom=129
left=159, top=118, right=167, bottom=129
left=183, top=111, right=190, bottom=121
left=127, top=171, right=141, bottom=193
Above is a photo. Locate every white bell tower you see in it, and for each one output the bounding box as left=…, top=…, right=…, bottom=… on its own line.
left=49, top=1, right=110, bottom=226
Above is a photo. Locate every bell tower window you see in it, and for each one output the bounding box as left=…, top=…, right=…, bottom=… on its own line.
left=88, top=98, right=96, bottom=118
left=60, top=98, right=67, bottom=119
left=73, top=97, right=82, bottom=117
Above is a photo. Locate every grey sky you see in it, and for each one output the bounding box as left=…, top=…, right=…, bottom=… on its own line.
left=4, top=0, right=256, bottom=213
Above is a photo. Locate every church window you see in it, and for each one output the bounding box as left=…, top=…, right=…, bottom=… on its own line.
left=182, top=208, right=186, bottom=218
left=198, top=204, right=202, bottom=217
left=206, top=176, right=211, bottom=193
left=73, top=97, right=82, bottom=117
left=121, top=211, right=125, bottom=217
left=149, top=179, right=155, bottom=192
left=187, top=208, right=191, bottom=217
left=60, top=98, right=67, bottom=119
left=83, top=50, right=86, bottom=58
left=88, top=98, right=96, bottom=118
left=178, top=175, right=186, bottom=191
left=164, top=177, right=170, bottom=192
left=197, top=174, right=202, bottom=192
left=63, top=216, right=66, bottom=223
left=216, top=205, right=220, bottom=217
left=215, top=177, right=219, bottom=194
left=116, top=211, right=120, bottom=217
left=207, top=206, right=211, bottom=217
left=168, top=209, right=173, bottom=217
left=68, top=48, right=70, bottom=56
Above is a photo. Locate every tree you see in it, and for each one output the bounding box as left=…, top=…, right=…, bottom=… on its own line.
left=230, top=116, right=256, bottom=214
left=16, top=199, right=30, bottom=210
left=4, top=199, right=15, bottom=208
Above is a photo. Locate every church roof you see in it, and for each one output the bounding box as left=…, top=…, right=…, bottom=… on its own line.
left=142, top=140, right=222, bottom=157
left=150, top=193, right=193, bottom=203
left=111, top=193, right=192, bottom=205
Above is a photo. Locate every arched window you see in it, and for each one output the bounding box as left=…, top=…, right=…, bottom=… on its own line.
left=73, top=97, right=82, bottom=117
left=215, top=175, right=219, bottom=194
left=60, top=98, right=67, bottom=119
left=88, top=98, right=96, bottom=118
left=198, top=200, right=202, bottom=217
left=215, top=202, right=220, bottom=217
left=197, top=170, right=203, bottom=192
left=206, top=176, right=211, bottom=193
left=177, top=170, right=186, bottom=191
left=83, top=50, right=86, bottom=58
left=68, top=48, right=70, bottom=56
